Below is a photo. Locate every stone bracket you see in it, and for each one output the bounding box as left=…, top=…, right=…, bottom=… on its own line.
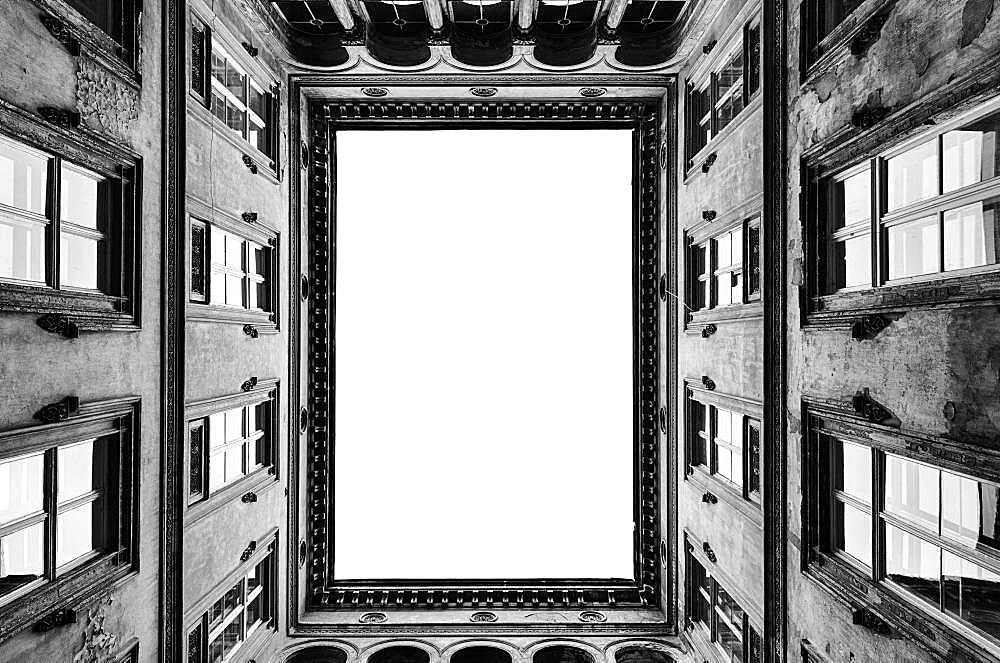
left=32, top=608, right=76, bottom=633
left=852, top=387, right=901, bottom=427
left=34, top=396, right=80, bottom=424
left=39, top=13, right=80, bottom=55
left=241, top=376, right=259, bottom=392
left=243, top=324, right=259, bottom=338
left=37, top=313, right=80, bottom=338
left=851, top=313, right=902, bottom=340
left=852, top=607, right=893, bottom=636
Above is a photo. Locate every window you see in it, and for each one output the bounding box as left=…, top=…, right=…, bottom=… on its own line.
left=685, top=18, right=762, bottom=168
left=58, top=0, right=141, bottom=71
left=188, top=214, right=277, bottom=328
left=189, top=20, right=279, bottom=165
left=686, top=548, right=763, bottom=663
left=186, top=540, right=275, bottom=663
left=805, top=0, right=865, bottom=57
left=0, top=119, right=140, bottom=327
left=187, top=386, right=276, bottom=507
left=0, top=399, right=138, bottom=641
left=819, top=432, right=1000, bottom=645
left=688, top=216, right=761, bottom=313
left=813, top=100, right=1000, bottom=298
left=686, top=389, right=761, bottom=504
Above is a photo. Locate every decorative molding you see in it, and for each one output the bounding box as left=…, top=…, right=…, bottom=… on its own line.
left=242, top=41, right=259, bottom=57
left=702, top=542, right=717, bottom=564
left=850, top=104, right=892, bottom=130
left=469, top=612, right=498, bottom=623
left=850, top=313, right=899, bottom=340
left=39, top=14, right=80, bottom=55
left=241, top=492, right=258, bottom=503
left=34, top=396, right=80, bottom=423
left=76, top=54, right=139, bottom=142
left=701, top=210, right=717, bottom=221
left=299, top=274, right=310, bottom=301
left=580, top=87, right=607, bottom=97
left=701, top=492, right=718, bottom=504
left=242, top=211, right=258, bottom=224
left=702, top=39, right=716, bottom=54
left=241, top=376, right=259, bottom=392
left=470, top=87, right=497, bottom=97
left=32, top=608, right=77, bottom=633
left=701, top=375, right=715, bottom=391
left=38, top=106, right=81, bottom=129
left=240, top=541, right=257, bottom=563
left=700, top=323, right=717, bottom=338
left=852, top=608, right=892, bottom=636
left=578, top=611, right=607, bottom=623
left=243, top=324, right=260, bottom=338
left=242, top=154, right=259, bottom=174
left=361, top=87, right=389, bottom=97
left=849, top=1, right=896, bottom=57
left=359, top=613, right=388, bottom=624
left=851, top=388, right=900, bottom=427
left=299, top=407, right=309, bottom=433
left=37, top=314, right=80, bottom=338
left=700, top=152, right=717, bottom=174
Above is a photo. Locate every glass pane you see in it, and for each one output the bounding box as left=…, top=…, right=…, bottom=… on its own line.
left=887, top=215, right=940, bottom=279
left=835, top=501, right=871, bottom=566
left=224, top=446, right=244, bottom=484
left=225, top=101, right=245, bottom=135
left=716, top=585, right=745, bottom=625
left=942, top=551, right=1000, bottom=639
left=211, top=92, right=226, bottom=123
left=225, top=275, right=243, bottom=306
left=226, top=408, right=243, bottom=440
left=57, top=439, right=96, bottom=502
left=208, top=581, right=243, bottom=630
left=943, top=110, right=1000, bottom=193
left=689, top=557, right=710, bottom=625
left=885, top=454, right=940, bottom=533
left=0, top=136, right=48, bottom=214
left=887, top=140, right=939, bottom=211
left=60, top=232, right=99, bottom=289
left=60, top=164, right=100, bottom=229
left=716, top=233, right=732, bottom=268
left=716, top=611, right=743, bottom=663
left=715, top=274, right=734, bottom=306
left=249, top=119, right=267, bottom=154
left=942, top=471, right=1000, bottom=550
left=208, top=412, right=227, bottom=450
left=56, top=501, right=95, bottom=567
left=253, top=402, right=267, bottom=435
left=834, top=234, right=872, bottom=289
left=833, top=169, right=871, bottom=230
left=943, top=196, right=1000, bottom=271
left=246, top=591, right=263, bottom=631
left=208, top=612, right=243, bottom=663
left=0, top=523, right=44, bottom=596
left=715, top=409, right=733, bottom=443
left=225, top=61, right=245, bottom=99
left=209, top=450, right=225, bottom=491
left=885, top=523, right=941, bottom=607
left=832, top=439, right=871, bottom=502
left=187, top=625, right=203, bottom=663
left=210, top=51, right=226, bottom=85
left=225, top=234, right=243, bottom=269
left=0, top=213, right=46, bottom=282
left=248, top=86, right=266, bottom=119
left=0, top=453, right=44, bottom=525
left=716, top=446, right=733, bottom=482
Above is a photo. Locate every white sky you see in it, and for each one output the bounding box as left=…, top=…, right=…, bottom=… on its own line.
left=333, top=129, right=635, bottom=580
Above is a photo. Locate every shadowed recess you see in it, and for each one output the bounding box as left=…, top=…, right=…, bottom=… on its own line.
left=451, top=647, right=514, bottom=663
left=288, top=647, right=350, bottom=663
left=614, top=646, right=675, bottom=663
left=532, top=646, right=596, bottom=663
left=369, top=647, right=432, bottom=663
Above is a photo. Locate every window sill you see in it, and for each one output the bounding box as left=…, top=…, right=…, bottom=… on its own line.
left=805, top=268, right=1000, bottom=332
left=686, top=301, right=763, bottom=334
left=686, top=466, right=762, bottom=530
left=0, top=281, right=138, bottom=332
left=186, top=303, right=278, bottom=332
left=187, top=94, right=280, bottom=183
left=184, top=466, right=278, bottom=528
left=31, top=0, right=140, bottom=87
left=801, top=0, right=895, bottom=86
left=683, top=93, right=763, bottom=184
left=0, top=549, right=135, bottom=643
left=804, top=552, right=1000, bottom=661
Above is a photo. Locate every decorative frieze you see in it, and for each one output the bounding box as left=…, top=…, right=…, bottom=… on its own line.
left=76, top=54, right=139, bottom=142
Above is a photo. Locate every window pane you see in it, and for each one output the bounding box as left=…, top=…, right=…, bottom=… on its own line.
left=887, top=140, right=939, bottom=211
left=211, top=52, right=225, bottom=85
left=248, top=86, right=266, bottom=119
left=689, top=557, right=710, bottom=625
left=209, top=450, right=225, bottom=491
left=249, top=119, right=267, bottom=154
left=885, top=454, right=939, bottom=533
left=0, top=522, right=44, bottom=595
left=834, top=235, right=872, bottom=288
left=60, top=232, right=99, bottom=289
left=689, top=400, right=707, bottom=467
left=941, top=471, right=1000, bottom=551
left=60, top=164, right=100, bottom=229
left=211, top=92, right=226, bottom=123
left=0, top=212, right=46, bottom=283
left=187, top=625, right=203, bottom=663
left=833, top=169, right=871, bottom=230
left=942, top=551, right=1000, bottom=639
left=0, top=453, right=44, bottom=524
left=208, top=613, right=244, bottom=663
left=208, top=581, right=243, bottom=630
left=887, top=215, right=939, bottom=279
left=943, top=196, right=1000, bottom=271
left=716, top=609, right=743, bottom=663
left=227, top=408, right=243, bottom=439
left=0, top=136, right=48, bottom=214
left=56, top=501, right=95, bottom=567
left=716, top=233, right=732, bottom=267
left=832, top=439, right=871, bottom=502
left=189, top=421, right=205, bottom=501
left=885, top=523, right=941, bottom=607
left=208, top=412, right=227, bottom=450
left=225, top=61, right=245, bottom=99
left=716, top=585, right=745, bottom=625
left=225, top=234, right=243, bottom=269
left=943, top=110, right=1000, bottom=193
left=57, top=439, right=96, bottom=502
left=716, top=51, right=745, bottom=133
left=715, top=409, right=733, bottom=443
left=717, top=446, right=733, bottom=482
left=224, top=446, right=243, bottom=484
left=834, top=501, right=871, bottom=566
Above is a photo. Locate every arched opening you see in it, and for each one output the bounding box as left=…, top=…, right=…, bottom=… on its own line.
left=287, top=647, right=350, bottom=663
left=451, top=646, right=514, bottom=663
left=532, top=646, right=595, bottom=663
left=614, top=645, right=675, bottom=663
left=369, top=646, right=432, bottom=663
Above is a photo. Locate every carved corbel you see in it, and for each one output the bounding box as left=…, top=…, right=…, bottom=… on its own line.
left=579, top=87, right=607, bottom=98
left=852, top=388, right=901, bottom=427
left=34, top=396, right=80, bottom=424
left=701, top=152, right=717, bottom=174
left=241, top=211, right=258, bottom=224
left=240, top=540, right=257, bottom=562
left=243, top=324, right=259, bottom=338
left=241, top=492, right=258, bottom=503
left=241, top=376, right=259, bottom=392
left=702, top=210, right=717, bottom=221
left=702, top=541, right=717, bottom=563
left=852, top=608, right=892, bottom=635
left=242, top=154, right=259, bottom=174
left=361, top=87, right=388, bottom=97
left=241, top=41, right=259, bottom=57
left=702, top=492, right=718, bottom=504
left=701, top=375, right=716, bottom=391
left=32, top=608, right=76, bottom=632
left=850, top=1, right=896, bottom=58
left=38, top=107, right=81, bottom=129
left=39, top=14, right=80, bottom=55
left=851, top=313, right=900, bottom=340
left=851, top=105, right=892, bottom=130
left=702, top=39, right=717, bottom=54
left=701, top=323, right=718, bottom=338
left=470, top=87, right=498, bottom=97
left=36, top=314, right=79, bottom=338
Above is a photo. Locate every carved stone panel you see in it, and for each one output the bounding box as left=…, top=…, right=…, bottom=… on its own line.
left=76, top=55, right=139, bottom=143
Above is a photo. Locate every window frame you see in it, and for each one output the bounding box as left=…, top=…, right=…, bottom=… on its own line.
left=184, top=379, right=279, bottom=523
left=185, top=534, right=277, bottom=663
left=186, top=198, right=279, bottom=330
left=684, top=14, right=762, bottom=172
left=35, top=0, right=142, bottom=79
left=684, top=381, right=763, bottom=519
left=0, top=398, right=139, bottom=642
left=800, top=0, right=893, bottom=83
left=0, top=101, right=142, bottom=330
left=804, top=96, right=1000, bottom=328
left=188, top=14, right=280, bottom=176
left=684, top=538, right=764, bottom=663
left=802, top=398, right=1000, bottom=658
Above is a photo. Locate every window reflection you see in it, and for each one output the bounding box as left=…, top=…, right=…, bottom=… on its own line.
left=943, top=196, right=1000, bottom=271
left=943, top=551, right=1000, bottom=639
left=833, top=439, right=871, bottom=501
left=887, top=140, right=939, bottom=211
left=885, top=523, right=941, bottom=607
left=887, top=215, right=939, bottom=279
left=943, top=110, right=1000, bottom=193
left=942, top=470, right=1000, bottom=550
left=0, top=136, right=49, bottom=284
left=835, top=501, right=871, bottom=566
left=885, top=454, right=939, bottom=533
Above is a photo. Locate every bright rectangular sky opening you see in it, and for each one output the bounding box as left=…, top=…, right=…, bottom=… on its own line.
left=333, top=129, right=635, bottom=580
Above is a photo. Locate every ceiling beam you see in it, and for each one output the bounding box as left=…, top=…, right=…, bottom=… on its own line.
left=516, top=0, right=536, bottom=31
left=327, top=0, right=357, bottom=31
left=604, top=0, right=628, bottom=29
left=423, top=0, right=445, bottom=30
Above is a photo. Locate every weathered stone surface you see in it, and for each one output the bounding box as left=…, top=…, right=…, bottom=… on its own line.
left=75, top=54, right=139, bottom=143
